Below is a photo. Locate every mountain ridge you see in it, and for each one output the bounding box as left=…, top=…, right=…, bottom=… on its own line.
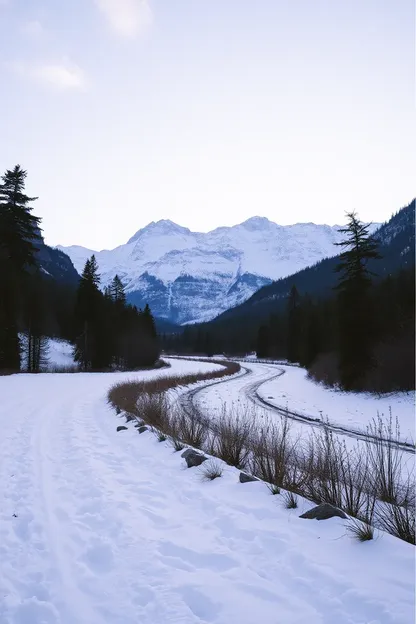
left=57, top=216, right=381, bottom=325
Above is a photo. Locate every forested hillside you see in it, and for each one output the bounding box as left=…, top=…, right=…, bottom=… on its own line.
left=164, top=201, right=415, bottom=392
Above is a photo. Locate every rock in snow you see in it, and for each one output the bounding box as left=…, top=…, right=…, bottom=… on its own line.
left=116, top=425, right=128, bottom=432
left=299, top=503, right=348, bottom=521
left=181, top=448, right=208, bottom=467
left=239, top=472, right=259, bottom=483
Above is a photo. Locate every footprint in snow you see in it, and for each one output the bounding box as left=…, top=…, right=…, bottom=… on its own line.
left=158, top=541, right=238, bottom=572
left=81, top=540, right=115, bottom=574
left=178, top=585, right=221, bottom=621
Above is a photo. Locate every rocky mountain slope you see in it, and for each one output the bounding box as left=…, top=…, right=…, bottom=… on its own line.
left=58, top=217, right=379, bottom=324
left=211, top=199, right=415, bottom=327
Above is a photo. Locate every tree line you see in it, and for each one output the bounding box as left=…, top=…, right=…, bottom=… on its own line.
left=73, top=256, right=159, bottom=370
left=0, top=165, right=159, bottom=373
left=163, top=213, right=415, bottom=392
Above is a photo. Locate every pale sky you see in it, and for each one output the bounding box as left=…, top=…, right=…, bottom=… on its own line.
left=1, top=0, right=415, bottom=249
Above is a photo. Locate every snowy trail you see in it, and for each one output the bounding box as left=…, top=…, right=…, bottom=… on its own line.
left=190, top=361, right=415, bottom=451
left=0, top=364, right=414, bottom=624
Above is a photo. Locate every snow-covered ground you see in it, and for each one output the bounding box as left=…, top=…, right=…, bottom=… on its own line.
left=258, top=365, right=415, bottom=443
left=46, top=339, right=76, bottom=369
left=193, top=361, right=415, bottom=444
left=0, top=360, right=414, bottom=623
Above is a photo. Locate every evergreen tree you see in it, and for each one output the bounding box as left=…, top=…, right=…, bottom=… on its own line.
left=22, top=278, right=49, bottom=372
left=109, top=275, right=126, bottom=305
left=286, top=285, right=301, bottom=362
left=203, top=331, right=214, bottom=357
left=74, top=256, right=107, bottom=370
left=0, top=165, right=41, bottom=270
left=108, top=275, right=126, bottom=367
left=334, top=212, right=381, bottom=389
left=142, top=303, right=157, bottom=339
left=256, top=325, right=269, bottom=358
left=0, top=165, right=41, bottom=371
left=298, top=296, right=320, bottom=368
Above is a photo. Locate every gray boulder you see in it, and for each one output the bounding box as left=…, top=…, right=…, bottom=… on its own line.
left=116, top=426, right=128, bottom=432
left=138, top=426, right=148, bottom=434
left=239, top=472, right=259, bottom=483
left=299, top=503, right=347, bottom=520
left=181, top=449, right=194, bottom=460
left=181, top=449, right=208, bottom=468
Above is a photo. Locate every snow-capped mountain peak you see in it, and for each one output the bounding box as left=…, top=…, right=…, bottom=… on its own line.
left=58, top=217, right=379, bottom=324
left=127, top=219, right=191, bottom=244
left=240, top=216, right=275, bottom=230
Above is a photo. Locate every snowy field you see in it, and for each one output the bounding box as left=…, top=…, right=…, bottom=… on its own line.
left=193, top=361, right=415, bottom=444
left=0, top=359, right=415, bottom=623
left=258, top=365, right=415, bottom=443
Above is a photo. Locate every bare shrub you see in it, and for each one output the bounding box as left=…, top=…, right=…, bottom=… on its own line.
left=174, top=413, right=208, bottom=449
left=347, top=519, right=374, bottom=542
left=108, top=359, right=240, bottom=416
left=283, top=491, right=298, bottom=509
left=268, top=484, right=280, bottom=495
left=302, top=427, right=343, bottom=507
left=376, top=504, right=415, bottom=544
left=250, top=417, right=297, bottom=489
left=365, top=413, right=405, bottom=505
left=375, top=480, right=415, bottom=544
left=200, top=459, right=223, bottom=481
left=169, top=438, right=185, bottom=452
left=136, top=392, right=170, bottom=431
left=212, top=406, right=253, bottom=468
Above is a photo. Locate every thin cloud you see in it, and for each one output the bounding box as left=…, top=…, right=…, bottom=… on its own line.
left=94, top=0, right=152, bottom=37
left=21, top=19, right=44, bottom=38
left=10, top=59, right=87, bottom=90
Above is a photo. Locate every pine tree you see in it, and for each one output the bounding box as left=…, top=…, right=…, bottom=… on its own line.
left=109, top=275, right=126, bottom=305
left=298, top=296, right=320, bottom=368
left=142, top=303, right=157, bottom=339
left=74, top=256, right=106, bottom=370
left=286, top=285, right=301, bottom=362
left=109, top=275, right=126, bottom=368
left=0, top=165, right=41, bottom=371
left=22, top=279, right=49, bottom=372
left=256, top=324, right=269, bottom=358
left=0, top=165, right=41, bottom=270
left=334, top=212, right=381, bottom=389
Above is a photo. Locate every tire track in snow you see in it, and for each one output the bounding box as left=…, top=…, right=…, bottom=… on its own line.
left=182, top=362, right=415, bottom=453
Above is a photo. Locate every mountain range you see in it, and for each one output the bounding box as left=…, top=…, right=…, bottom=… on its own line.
left=57, top=217, right=378, bottom=325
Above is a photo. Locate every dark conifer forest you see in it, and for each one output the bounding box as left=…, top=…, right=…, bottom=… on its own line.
left=0, top=165, right=159, bottom=373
